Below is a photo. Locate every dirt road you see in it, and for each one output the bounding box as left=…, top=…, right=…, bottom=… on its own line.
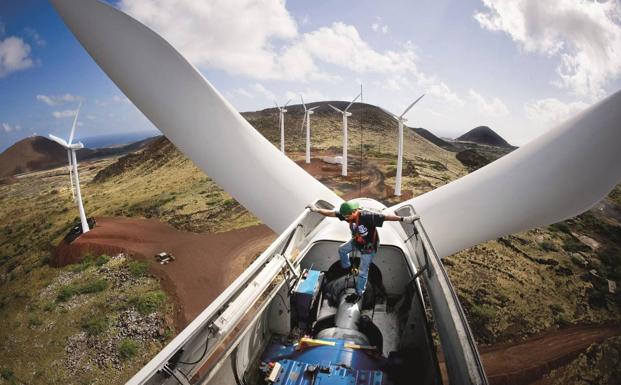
left=53, top=217, right=276, bottom=329
left=480, top=324, right=621, bottom=385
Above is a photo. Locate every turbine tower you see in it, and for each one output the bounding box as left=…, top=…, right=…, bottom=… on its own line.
left=48, top=102, right=90, bottom=234
left=274, top=99, right=291, bottom=153
left=300, top=95, right=319, bottom=164
left=382, top=94, right=425, bottom=196
left=328, top=92, right=360, bottom=176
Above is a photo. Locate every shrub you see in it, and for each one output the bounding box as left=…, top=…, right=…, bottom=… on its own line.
left=562, top=239, right=591, bottom=253
left=0, top=368, right=14, bottom=380
left=95, top=254, right=111, bottom=266
left=57, top=279, right=108, bottom=301
left=128, top=260, right=150, bottom=277
left=79, top=279, right=108, bottom=294
left=57, top=285, right=78, bottom=302
left=118, top=338, right=139, bottom=359
left=28, top=316, right=42, bottom=327
left=82, top=315, right=109, bottom=336
left=539, top=241, right=557, bottom=252
left=549, top=222, right=570, bottom=233
left=130, top=291, right=165, bottom=315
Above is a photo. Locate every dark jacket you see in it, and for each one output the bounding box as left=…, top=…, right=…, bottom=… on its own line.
left=335, top=209, right=385, bottom=252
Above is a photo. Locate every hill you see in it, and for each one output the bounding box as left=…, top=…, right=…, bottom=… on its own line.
left=457, top=126, right=513, bottom=148
left=0, top=136, right=69, bottom=178
left=0, top=135, right=158, bottom=178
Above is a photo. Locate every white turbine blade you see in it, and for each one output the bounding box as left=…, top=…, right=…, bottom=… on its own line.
left=345, top=93, right=361, bottom=112
left=67, top=149, right=76, bottom=200
left=378, top=106, right=399, bottom=121
left=300, top=95, right=307, bottom=111
left=284, top=99, right=291, bottom=108
left=49, top=134, right=69, bottom=148
left=308, top=106, right=319, bottom=111
left=328, top=104, right=344, bottom=114
left=52, top=0, right=341, bottom=233
left=274, top=100, right=280, bottom=110
left=390, top=89, right=621, bottom=258
left=68, top=101, right=82, bottom=144
left=399, top=94, right=424, bottom=119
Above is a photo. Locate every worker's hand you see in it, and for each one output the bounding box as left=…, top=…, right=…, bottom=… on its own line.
left=306, top=203, right=319, bottom=213
left=402, top=214, right=420, bottom=224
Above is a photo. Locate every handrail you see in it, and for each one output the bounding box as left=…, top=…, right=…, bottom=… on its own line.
left=126, top=208, right=314, bottom=385
left=396, top=205, right=488, bottom=385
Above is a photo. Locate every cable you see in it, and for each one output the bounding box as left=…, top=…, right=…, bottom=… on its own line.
left=178, top=333, right=210, bottom=365
left=275, top=292, right=290, bottom=312
left=231, top=346, right=248, bottom=385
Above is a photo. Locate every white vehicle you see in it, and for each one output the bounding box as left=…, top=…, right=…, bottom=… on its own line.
left=51, top=1, right=621, bottom=384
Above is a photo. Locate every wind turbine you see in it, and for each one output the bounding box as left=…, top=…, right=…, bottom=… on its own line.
left=48, top=102, right=90, bottom=234
left=328, top=93, right=360, bottom=176
left=274, top=99, right=291, bottom=153
left=300, top=95, right=319, bottom=164
left=382, top=94, right=425, bottom=196
left=52, top=1, right=621, bottom=384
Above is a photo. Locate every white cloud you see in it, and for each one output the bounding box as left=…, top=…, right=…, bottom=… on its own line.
left=524, top=97, right=590, bottom=126
left=119, top=0, right=299, bottom=80
left=474, top=0, right=621, bottom=99
left=372, top=23, right=388, bottom=34
left=285, top=89, right=328, bottom=104
left=0, top=36, right=33, bottom=78
left=36, top=93, right=80, bottom=106
left=1, top=123, right=20, bottom=133
left=468, top=89, right=509, bottom=117
left=112, top=95, right=131, bottom=103
left=251, top=83, right=276, bottom=102
left=52, top=109, right=78, bottom=119
left=24, top=28, right=46, bottom=47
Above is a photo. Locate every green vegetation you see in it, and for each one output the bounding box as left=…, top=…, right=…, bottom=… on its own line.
left=128, top=260, right=150, bottom=277
left=118, top=339, right=139, bottom=359
left=130, top=290, right=166, bottom=315
left=561, top=239, right=591, bottom=253
left=539, top=241, right=557, bottom=252
left=57, top=279, right=109, bottom=302
left=82, top=315, right=109, bottom=336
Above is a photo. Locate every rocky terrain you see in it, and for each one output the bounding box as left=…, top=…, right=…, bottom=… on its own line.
left=0, top=101, right=619, bottom=384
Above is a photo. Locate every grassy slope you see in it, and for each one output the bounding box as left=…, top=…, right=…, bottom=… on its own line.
left=0, top=104, right=620, bottom=383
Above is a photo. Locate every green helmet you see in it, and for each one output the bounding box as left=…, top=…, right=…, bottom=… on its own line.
left=339, top=201, right=360, bottom=216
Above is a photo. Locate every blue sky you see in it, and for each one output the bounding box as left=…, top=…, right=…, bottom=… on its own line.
left=1, top=0, right=620, bottom=151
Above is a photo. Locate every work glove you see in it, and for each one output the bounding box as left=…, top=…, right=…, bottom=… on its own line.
left=402, top=214, right=420, bottom=224
left=305, top=203, right=319, bottom=213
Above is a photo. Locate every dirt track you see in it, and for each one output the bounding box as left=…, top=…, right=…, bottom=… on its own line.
left=53, top=217, right=276, bottom=329
left=50, top=157, right=620, bottom=382
left=480, top=324, right=621, bottom=385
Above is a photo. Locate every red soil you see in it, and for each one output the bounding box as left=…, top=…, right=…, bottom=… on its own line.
left=52, top=217, right=276, bottom=329
left=480, top=324, right=621, bottom=385
left=48, top=156, right=617, bottom=382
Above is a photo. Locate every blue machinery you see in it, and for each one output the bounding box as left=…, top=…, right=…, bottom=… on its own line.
left=127, top=207, right=487, bottom=385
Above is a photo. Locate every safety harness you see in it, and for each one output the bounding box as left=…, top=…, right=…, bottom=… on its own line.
left=350, top=211, right=378, bottom=252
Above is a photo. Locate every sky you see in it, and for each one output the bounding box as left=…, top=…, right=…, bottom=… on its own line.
left=1, top=0, right=620, bottom=152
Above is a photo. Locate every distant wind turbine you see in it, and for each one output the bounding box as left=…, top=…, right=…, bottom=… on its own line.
left=328, top=92, right=360, bottom=176
left=48, top=102, right=90, bottom=234
left=274, top=99, right=291, bottom=153
left=381, top=94, right=425, bottom=196
left=300, top=95, right=319, bottom=164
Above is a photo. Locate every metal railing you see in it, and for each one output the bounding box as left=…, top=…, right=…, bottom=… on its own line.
left=396, top=205, right=489, bottom=385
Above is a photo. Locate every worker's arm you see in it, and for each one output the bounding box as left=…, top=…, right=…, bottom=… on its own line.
left=385, top=213, right=420, bottom=223
left=306, top=204, right=336, bottom=217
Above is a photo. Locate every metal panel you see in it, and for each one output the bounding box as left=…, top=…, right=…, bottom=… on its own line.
left=396, top=205, right=488, bottom=385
